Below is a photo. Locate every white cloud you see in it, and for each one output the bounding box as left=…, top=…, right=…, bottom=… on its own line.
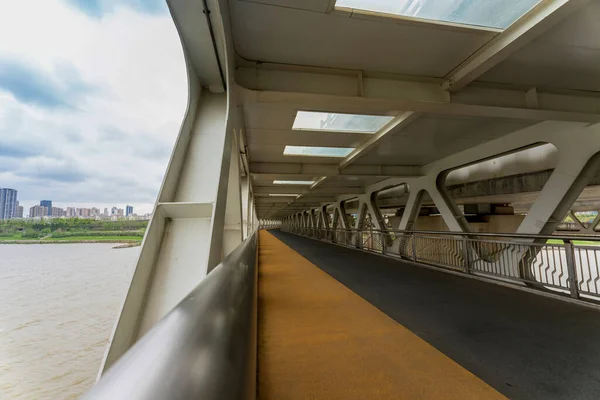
left=0, top=0, right=187, bottom=214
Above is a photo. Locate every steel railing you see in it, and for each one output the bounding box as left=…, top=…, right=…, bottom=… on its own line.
left=82, top=232, right=258, bottom=400
left=259, top=220, right=281, bottom=229
left=282, top=226, right=600, bottom=302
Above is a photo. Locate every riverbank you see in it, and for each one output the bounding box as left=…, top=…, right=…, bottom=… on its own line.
left=0, top=218, right=147, bottom=246
left=0, top=237, right=142, bottom=245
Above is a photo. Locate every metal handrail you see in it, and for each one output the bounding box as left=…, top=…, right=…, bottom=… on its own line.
left=295, top=227, right=600, bottom=242
left=82, top=232, right=258, bottom=400
left=283, top=226, right=600, bottom=302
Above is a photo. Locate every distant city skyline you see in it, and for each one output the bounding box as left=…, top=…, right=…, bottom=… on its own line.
left=17, top=200, right=154, bottom=215
left=0, top=187, right=154, bottom=219
left=0, top=0, right=186, bottom=219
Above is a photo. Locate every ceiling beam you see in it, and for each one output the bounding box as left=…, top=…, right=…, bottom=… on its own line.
left=250, top=162, right=423, bottom=177
left=253, top=186, right=363, bottom=195
left=443, top=0, right=590, bottom=91
left=256, top=203, right=327, bottom=207
left=255, top=198, right=299, bottom=204
left=237, top=68, right=600, bottom=123
left=339, top=111, right=420, bottom=170
left=240, top=87, right=600, bottom=123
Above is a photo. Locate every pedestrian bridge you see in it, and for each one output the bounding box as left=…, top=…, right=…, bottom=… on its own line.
left=83, top=0, right=600, bottom=398
left=84, top=228, right=600, bottom=400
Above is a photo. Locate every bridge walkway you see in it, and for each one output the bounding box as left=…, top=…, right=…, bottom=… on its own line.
left=258, top=230, right=600, bottom=400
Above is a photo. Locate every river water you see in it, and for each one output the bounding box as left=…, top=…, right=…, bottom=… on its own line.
left=0, top=244, right=138, bottom=399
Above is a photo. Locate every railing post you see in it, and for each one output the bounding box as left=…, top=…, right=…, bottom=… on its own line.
left=381, top=232, right=386, bottom=255
left=462, top=238, right=471, bottom=274
left=412, top=233, right=418, bottom=262
left=564, top=241, right=580, bottom=299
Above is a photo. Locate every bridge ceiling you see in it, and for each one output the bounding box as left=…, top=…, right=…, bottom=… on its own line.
left=351, top=115, right=535, bottom=166
left=480, top=1, right=600, bottom=92
left=215, top=0, right=600, bottom=218
left=229, top=0, right=495, bottom=78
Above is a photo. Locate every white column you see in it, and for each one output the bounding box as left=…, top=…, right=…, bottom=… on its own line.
left=221, top=130, right=244, bottom=257
left=320, top=205, right=330, bottom=230
left=333, top=200, right=351, bottom=229
left=241, top=177, right=250, bottom=239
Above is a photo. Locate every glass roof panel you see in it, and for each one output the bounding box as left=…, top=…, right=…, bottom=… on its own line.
left=273, top=180, right=314, bottom=185
left=335, top=0, right=541, bottom=29
left=293, top=111, right=394, bottom=133
left=283, top=145, right=354, bottom=158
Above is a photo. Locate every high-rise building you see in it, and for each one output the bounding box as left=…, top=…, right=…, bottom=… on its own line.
left=111, top=206, right=118, bottom=216
left=104, top=207, right=109, bottom=217
left=29, top=205, right=49, bottom=218
left=40, top=200, right=52, bottom=216
left=76, top=208, right=91, bottom=217
left=126, top=205, right=134, bottom=216
left=91, top=207, right=100, bottom=217
left=51, top=207, right=65, bottom=217
left=0, top=188, right=18, bottom=220
left=117, top=208, right=124, bottom=217
left=66, top=207, right=76, bottom=217
left=15, top=202, right=23, bottom=218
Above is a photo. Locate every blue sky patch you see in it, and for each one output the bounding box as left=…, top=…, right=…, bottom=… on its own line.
left=23, top=166, right=89, bottom=183
left=66, top=0, right=168, bottom=17
left=0, top=144, right=43, bottom=159
left=0, top=59, right=96, bottom=108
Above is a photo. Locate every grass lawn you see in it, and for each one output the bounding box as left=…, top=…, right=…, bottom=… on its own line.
left=48, top=235, right=142, bottom=241
left=547, top=239, right=600, bottom=246
left=0, top=235, right=25, bottom=241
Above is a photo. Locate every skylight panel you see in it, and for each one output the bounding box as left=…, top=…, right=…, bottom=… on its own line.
left=273, top=180, right=314, bottom=185
left=292, top=111, right=394, bottom=133
left=335, top=0, right=541, bottom=29
left=283, top=145, right=354, bottom=158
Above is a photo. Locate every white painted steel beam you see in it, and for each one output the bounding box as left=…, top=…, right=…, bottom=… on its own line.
left=241, top=177, right=250, bottom=239
left=157, top=202, right=213, bottom=219
left=101, top=0, right=251, bottom=375
left=238, top=70, right=600, bottom=123
left=254, top=186, right=364, bottom=195
left=443, top=0, right=590, bottom=91
left=339, top=112, right=420, bottom=170
left=250, top=163, right=422, bottom=177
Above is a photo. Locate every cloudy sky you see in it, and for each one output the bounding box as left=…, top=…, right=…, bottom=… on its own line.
left=0, top=0, right=187, bottom=214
